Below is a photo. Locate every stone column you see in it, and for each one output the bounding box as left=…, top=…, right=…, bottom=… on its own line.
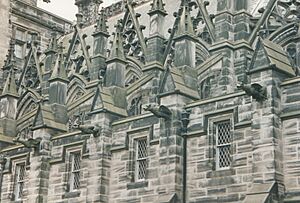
left=75, top=0, right=102, bottom=26
left=26, top=129, right=52, bottom=203
left=215, top=0, right=234, bottom=41
left=157, top=95, right=192, bottom=203
left=250, top=69, right=286, bottom=199
left=86, top=114, right=112, bottom=202
left=90, top=10, right=109, bottom=83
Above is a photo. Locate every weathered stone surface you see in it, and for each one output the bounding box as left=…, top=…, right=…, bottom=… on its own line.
left=1, top=0, right=300, bottom=203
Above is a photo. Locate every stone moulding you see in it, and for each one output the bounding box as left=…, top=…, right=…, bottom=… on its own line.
left=49, top=140, right=88, bottom=165
left=185, top=91, right=246, bottom=108
left=281, top=76, right=300, bottom=86
left=2, top=152, right=30, bottom=174
left=111, top=113, right=153, bottom=126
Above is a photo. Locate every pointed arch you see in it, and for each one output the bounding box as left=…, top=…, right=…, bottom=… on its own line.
left=67, top=74, right=87, bottom=105
left=16, top=89, right=40, bottom=119
left=19, top=46, right=43, bottom=89
left=125, top=56, right=143, bottom=87
left=268, top=23, right=300, bottom=75
left=268, top=23, right=300, bottom=46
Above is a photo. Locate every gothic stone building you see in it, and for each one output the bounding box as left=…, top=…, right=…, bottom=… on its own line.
left=0, top=0, right=73, bottom=89
left=0, top=0, right=300, bottom=202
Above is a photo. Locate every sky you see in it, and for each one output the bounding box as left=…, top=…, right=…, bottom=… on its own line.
left=37, top=0, right=119, bottom=21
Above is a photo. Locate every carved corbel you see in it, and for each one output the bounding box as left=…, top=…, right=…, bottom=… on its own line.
left=237, top=83, right=267, bottom=102
left=143, top=104, right=172, bottom=120
left=12, top=136, right=42, bottom=149
left=76, top=124, right=102, bottom=137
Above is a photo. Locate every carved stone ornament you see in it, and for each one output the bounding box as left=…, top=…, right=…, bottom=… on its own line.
left=192, top=8, right=213, bottom=44
left=17, top=126, right=34, bottom=140
left=103, top=1, right=123, bottom=18
left=143, top=104, right=172, bottom=120
left=24, top=64, right=40, bottom=88
left=23, top=102, right=38, bottom=115
left=68, top=112, right=85, bottom=130
left=123, top=18, right=145, bottom=63
left=277, top=0, right=300, bottom=22
left=76, top=124, right=102, bottom=137
left=237, top=83, right=267, bottom=102
left=13, top=136, right=42, bottom=149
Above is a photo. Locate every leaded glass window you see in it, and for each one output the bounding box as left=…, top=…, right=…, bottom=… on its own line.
left=215, top=120, right=232, bottom=170
left=14, top=162, right=25, bottom=200
left=135, top=137, right=148, bottom=181
left=69, top=152, right=81, bottom=191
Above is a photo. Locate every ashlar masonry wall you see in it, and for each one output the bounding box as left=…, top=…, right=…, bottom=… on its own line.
left=186, top=92, right=253, bottom=203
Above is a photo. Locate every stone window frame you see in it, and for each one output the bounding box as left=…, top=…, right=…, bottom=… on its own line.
left=208, top=113, right=234, bottom=171
left=13, top=162, right=25, bottom=201
left=14, top=27, right=26, bottom=59
left=119, top=126, right=155, bottom=189
left=125, top=127, right=152, bottom=185
left=10, top=158, right=28, bottom=202
left=12, top=24, right=40, bottom=59
left=134, top=136, right=148, bottom=181
left=65, top=146, right=82, bottom=196
left=215, top=120, right=233, bottom=170
left=68, top=151, right=81, bottom=192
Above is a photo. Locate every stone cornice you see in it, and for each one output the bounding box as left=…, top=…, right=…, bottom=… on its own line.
left=185, top=91, right=246, bottom=109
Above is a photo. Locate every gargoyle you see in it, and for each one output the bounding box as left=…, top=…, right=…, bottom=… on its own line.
left=143, top=104, right=172, bottom=120
left=237, top=83, right=267, bottom=101
left=77, top=124, right=102, bottom=137
left=13, top=137, right=42, bottom=149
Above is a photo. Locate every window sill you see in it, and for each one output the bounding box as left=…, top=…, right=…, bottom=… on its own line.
left=207, top=168, right=235, bottom=178
left=127, top=180, right=148, bottom=189
left=62, top=190, right=81, bottom=199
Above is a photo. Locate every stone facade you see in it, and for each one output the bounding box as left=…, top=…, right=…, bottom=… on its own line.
left=0, top=0, right=300, bottom=203
left=0, top=0, right=73, bottom=92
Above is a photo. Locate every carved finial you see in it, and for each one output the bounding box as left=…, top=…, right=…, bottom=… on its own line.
left=108, top=20, right=126, bottom=60
left=31, top=32, right=39, bottom=47
left=2, top=39, right=18, bottom=97
left=3, top=39, right=16, bottom=70
left=148, top=0, right=167, bottom=16
left=46, top=26, right=58, bottom=52
left=76, top=13, right=84, bottom=28
left=94, top=9, right=109, bottom=35
left=49, top=42, right=68, bottom=82
left=2, top=67, right=18, bottom=97
left=175, top=0, right=195, bottom=37
left=75, top=0, right=103, bottom=26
